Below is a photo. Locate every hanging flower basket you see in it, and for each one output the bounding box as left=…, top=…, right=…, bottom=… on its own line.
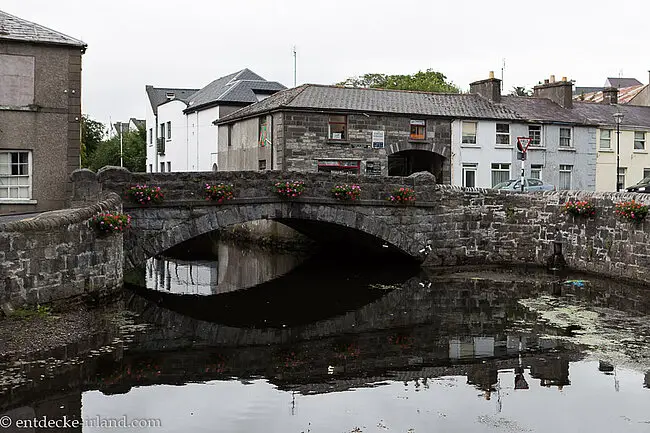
left=331, top=184, right=361, bottom=201
left=563, top=200, right=596, bottom=217
left=205, top=183, right=234, bottom=203
left=615, top=200, right=648, bottom=222
left=124, top=184, right=164, bottom=205
left=273, top=180, right=305, bottom=199
left=388, top=187, right=416, bottom=205
left=89, top=212, right=132, bottom=235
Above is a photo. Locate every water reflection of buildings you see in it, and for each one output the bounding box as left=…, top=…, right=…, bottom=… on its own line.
left=146, top=257, right=218, bottom=295
left=645, top=371, right=649, bottom=389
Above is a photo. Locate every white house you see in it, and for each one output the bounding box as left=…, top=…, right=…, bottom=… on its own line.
left=145, top=69, right=285, bottom=173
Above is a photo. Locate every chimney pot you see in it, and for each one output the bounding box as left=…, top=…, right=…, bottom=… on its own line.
left=489, top=71, right=495, bottom=79
left=550, top=75, right=556, bottom=83
left=544, top=79, right=550, bottom=84
left=562, top=76, right=567, bottom=82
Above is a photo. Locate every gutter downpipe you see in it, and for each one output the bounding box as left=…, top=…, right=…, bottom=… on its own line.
left=270, top=114, right=274, bottom=170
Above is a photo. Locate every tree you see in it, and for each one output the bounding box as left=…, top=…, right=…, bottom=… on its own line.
left=336, top=69, right=460, bottom=93
left=81, top=115, right=106, bottom=168
left=88, top=127, right=146, bottom=173
left=510, top=86, right=532, bottom=97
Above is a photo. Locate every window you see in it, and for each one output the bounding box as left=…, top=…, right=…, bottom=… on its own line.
left=160, top=162, right=165, bottom=173
left=617, top=167, right=627, bottom=191
left=462, top=121, right=477, bottom=144
left=528, top=125, right=542, bottom=146
left=0, top=151, right=31, bottom=199
left=149, top=164, right=153, bottom=173
left=258, top=159, right=267, bottom=170
left=600, top=129, right=611, bottom=149
left=634, top=131, right=646, bottom=150
left=559, top=164, right=572, bottom=190
left=258, top=116, right=270, bottom=147
left=644, top=168, right=650, bottom=179
left=167, top=122, right=172, bottom=140
left=160, top=124, right=165, bottom=140
left=559, top=128, right=572, bottom=147
left=0, top=54, right=35, bottom=106
left=530, top=164, right=543, bottom=180
left=317, top=159, right=359, bottom=174
left=409, top=120, right=426, bottom=140
left=148, top=128, right=153, bottom=144
left=227, top=125, right=232, bottom=147
left=328, top=115, right=347, bottom=140
left=462, top=163, right=477, bottom=187
left=167, top=161, right=171, bottom=172
left=491, top=163, right=510, bottom=187
left=496, top=124, right=510, bottom=145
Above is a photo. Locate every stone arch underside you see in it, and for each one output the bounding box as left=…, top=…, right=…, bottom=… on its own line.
left=124, top=203, right=426, bottom=269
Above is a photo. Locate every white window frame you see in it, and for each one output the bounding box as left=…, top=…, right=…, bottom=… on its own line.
left=634, top=131, right=646, bottom=151
left=495, top=124, right=510, bottom=146
left=0, top=150, right=33, bottom=201
left=491, top=163, right=511, bottom=187
left=559, top=164, right=573, bottom=190
left=528, top=125, right=542, bottom=147
left=618, top=167, right=627, bottom=191
left=461, top=121, right=477, bottom=145
left=166, top=121, right=172, bottom=140
left=559, top=127, right=572, bottom=147
left=600, top=129, right=612, bottom=150
left=462, top=163, right=477, bottom=187
left=530, top=164, right=543, bottom=180
left=328, top=114, right=347, bottom=141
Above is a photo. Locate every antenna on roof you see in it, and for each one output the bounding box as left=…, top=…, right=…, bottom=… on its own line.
left=501, top=58, right=505, bottom=92
left=292, top=46, right=297, bottom=87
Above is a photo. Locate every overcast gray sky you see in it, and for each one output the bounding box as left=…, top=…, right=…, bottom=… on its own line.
left=3, top=0, right=648, bottom=130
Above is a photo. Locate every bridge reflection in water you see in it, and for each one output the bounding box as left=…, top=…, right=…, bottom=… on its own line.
left=2, top=249, right=650, bottom=431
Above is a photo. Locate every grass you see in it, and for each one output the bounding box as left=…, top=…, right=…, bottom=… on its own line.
left=10, top=304, right=53, bottom=320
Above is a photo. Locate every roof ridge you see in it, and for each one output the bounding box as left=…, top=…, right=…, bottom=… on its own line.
left=303, top=83, right=468, bottom=97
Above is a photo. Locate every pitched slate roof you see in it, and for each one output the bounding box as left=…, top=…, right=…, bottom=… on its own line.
left=145, top=85, right=200, bottom=115
left=573, top=85, right=647, bottom=104
left=572, top=102, right=650, bottom=129
left=501, top=96, right=592, bottom=124
left=216, top=84, right=522, bottom=124
left=605, top=77, right=643, bottom=88
left=0, top=9, right=85, bottom=48
left=184, top=68, right=286, bottom=113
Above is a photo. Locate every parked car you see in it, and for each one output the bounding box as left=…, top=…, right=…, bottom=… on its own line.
left=492, top=178, right=555, bottom=192
left=626, top=177, right=650, bottom=192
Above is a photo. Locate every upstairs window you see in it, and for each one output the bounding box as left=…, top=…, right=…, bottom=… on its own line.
left=167, top=121, right=172, bottom=140
left=409, top=120, right=426, bottom=140
left=600, top=129, right=611, bottom=149
left=328, top=115, right=347, bottom=140
left=462, top=121, right=477, bottom=144
left=559, top=128, right=572, bottom=147
left=495, top=124, right=510, bottom=145
left=148, top=128, right=153, bottom=144
left=0, top=151, right=31, bottom=199
left=528, top=125, right=542, bottom=146
left=160, top=123, right=165, bottom=140
left=634, top=131, right=646, bottom=150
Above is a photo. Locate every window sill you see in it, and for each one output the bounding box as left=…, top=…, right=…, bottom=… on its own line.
left=461, top=144, right=481, bottom=148
left=327, top=140, right=350, bottom=145
left=494, top=145, right=512, bottom=149
left=528, top=146, right=546, bottom=150
left=599, top=149, right=614, bottom=153
left=0, top=199, right=37, bottom=205
left=558, top=147, right=576, bottom=152
left=633, top=150, right=648, bottom=154
left=0, top=105, right=39, bottom=112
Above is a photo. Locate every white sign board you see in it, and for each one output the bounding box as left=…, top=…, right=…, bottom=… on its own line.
left=371, top=130, right=385, bottom=149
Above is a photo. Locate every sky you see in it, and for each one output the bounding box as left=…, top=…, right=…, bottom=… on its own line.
left=2, top=0, right=649, bottom=130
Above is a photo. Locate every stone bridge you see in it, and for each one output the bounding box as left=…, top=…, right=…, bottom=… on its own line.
left=71, top=167, right=650, bottom=283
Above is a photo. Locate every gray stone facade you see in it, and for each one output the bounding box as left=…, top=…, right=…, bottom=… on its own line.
left=0, top=41, right=84, bottom=214
left=0, top=191, right=123, bottom=309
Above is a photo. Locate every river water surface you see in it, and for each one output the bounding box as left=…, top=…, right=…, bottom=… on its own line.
left=1, top=235, right=649, bottom=432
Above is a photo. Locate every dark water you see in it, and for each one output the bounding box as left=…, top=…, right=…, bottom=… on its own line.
left=1, top=237, right=650, bottom=432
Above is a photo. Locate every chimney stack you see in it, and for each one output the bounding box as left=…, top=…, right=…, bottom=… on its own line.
left=469, top=71, right=502, bottom=103
left=533, top=75, right=574, bottom=108
left=602, top=87, right=618, bottom=105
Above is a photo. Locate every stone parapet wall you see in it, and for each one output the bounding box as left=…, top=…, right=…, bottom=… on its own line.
left=0, top=192, right=124, bottom=310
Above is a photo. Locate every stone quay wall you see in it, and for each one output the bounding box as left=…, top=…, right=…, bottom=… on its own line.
left=0, top=192, right=124, bottom=311
left=72, top=167, right=650, bottom=284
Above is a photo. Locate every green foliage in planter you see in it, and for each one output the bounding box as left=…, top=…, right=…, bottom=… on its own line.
left=89, top=212, right=132, bottom=235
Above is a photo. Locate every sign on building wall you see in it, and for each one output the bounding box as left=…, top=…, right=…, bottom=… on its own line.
left=371, top=130, right=385, bottom=149
left=365, top=161, right=381, bottom=176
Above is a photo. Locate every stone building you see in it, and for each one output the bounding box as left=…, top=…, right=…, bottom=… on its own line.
left=214, top=84, right=519, bottom=181
left=0, top=10, right=86, bottom=215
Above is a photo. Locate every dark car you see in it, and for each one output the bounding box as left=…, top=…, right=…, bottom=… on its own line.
left=626, top=177, right=650, bottom=193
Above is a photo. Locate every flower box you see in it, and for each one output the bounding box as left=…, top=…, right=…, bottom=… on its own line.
left=273, top=180, right=305, bottom=199
left=205, top=183, right=234, bottom=203
left=388, top=187, right=416, bottom=205
left=563, top=200, right=596, bottom=217
left=331, top=183, right=361, bottom=201
left=124, top=184, right=164, bottom=205
left=615, top=200, right=648, bottom=222
left=89, top=212, right=131, bottom=235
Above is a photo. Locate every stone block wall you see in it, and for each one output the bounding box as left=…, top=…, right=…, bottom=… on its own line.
left=0, top=192, right=123, bottom=310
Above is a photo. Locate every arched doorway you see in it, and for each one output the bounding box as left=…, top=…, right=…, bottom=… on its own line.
left=388, top=150, right=445, bottom=180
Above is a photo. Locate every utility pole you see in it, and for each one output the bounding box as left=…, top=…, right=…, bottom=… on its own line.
left=120, top=124, right=123, bottom=168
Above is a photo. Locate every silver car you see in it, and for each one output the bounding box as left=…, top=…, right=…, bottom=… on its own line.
left=493, top=178, right=555, bottom=192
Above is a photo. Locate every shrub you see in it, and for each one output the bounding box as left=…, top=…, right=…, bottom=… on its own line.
left=331, top=184, right=361, bottom=201
left=273, top=180, right=305, bottom=199
left=563, top=200, right=596, bottom=217
left=615, top=200, right=649, bottom=222
left=388, top=187, right=416, bottom=204
left=124, top=184, right=163, bottom=205
left=205, top=183, right=234, bottom=203
left=89, top=212, right=132, bottom=235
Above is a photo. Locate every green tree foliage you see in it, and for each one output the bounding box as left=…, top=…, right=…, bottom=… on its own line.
left=337, top=69, right=460, bottom=93
left=80, top=115, right=106, bottom=167
left=88, top=127, right=146, bottom=173
left=510, top=86, right=532, bottom=97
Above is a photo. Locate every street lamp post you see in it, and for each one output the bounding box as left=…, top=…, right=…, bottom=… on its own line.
left=614, top=111, right=624, bottom=192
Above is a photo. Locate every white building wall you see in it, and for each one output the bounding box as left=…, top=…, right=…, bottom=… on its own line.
left=157, top=100, right=189, bottom=172
left=145, top=99, right=157, bottom=173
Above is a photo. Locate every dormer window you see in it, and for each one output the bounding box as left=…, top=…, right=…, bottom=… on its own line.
left=165, top=92, right=175, bottom=100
